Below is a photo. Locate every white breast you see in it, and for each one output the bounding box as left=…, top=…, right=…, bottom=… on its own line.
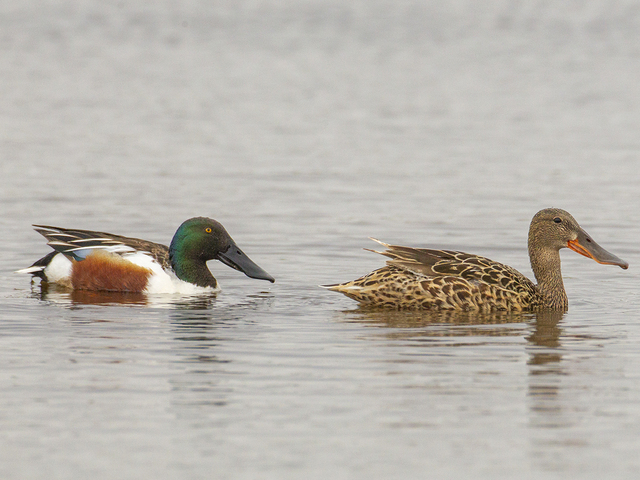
left=121, top=251, right=219, bottom=294
left=40, top=250, right=218, bottom=295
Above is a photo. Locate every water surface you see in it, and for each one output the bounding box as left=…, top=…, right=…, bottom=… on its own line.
left=1, top=1, right=640, bottom=479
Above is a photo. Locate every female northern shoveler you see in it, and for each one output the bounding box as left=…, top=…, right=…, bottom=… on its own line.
left=324, top=208, right=628, bottom=311
left=18, top=217, right=275, bottom=294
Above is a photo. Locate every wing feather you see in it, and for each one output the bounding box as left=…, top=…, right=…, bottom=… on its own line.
left=33, top=225, right=171, bottom=268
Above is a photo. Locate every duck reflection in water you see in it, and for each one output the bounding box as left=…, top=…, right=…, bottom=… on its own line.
left=33, top=281, right=150, bottom=306
left=340, top=307, right=534, bottom=342
left=342, top=307, right=569, bottom=431
left=339, top=307, right=564, bottom=351
left=527, top=310, right=564, bottom=367
left=526, top=310, right=570, bottom=433
left=34, top=281, right=221, bottom=308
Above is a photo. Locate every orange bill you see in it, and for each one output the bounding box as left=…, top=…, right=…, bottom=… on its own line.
left=567, top=229, right=628, bottom=269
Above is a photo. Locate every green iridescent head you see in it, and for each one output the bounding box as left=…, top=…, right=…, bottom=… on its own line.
left=169, top=217, right=274, bottom=287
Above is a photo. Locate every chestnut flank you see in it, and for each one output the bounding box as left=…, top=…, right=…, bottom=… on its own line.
left=71, top=250, right=152, bottom=292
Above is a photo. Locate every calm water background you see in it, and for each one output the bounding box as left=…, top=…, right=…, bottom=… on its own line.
left=1, top=1, right=640, bottom=478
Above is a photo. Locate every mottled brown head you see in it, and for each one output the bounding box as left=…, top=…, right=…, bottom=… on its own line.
left=528, top=208, right=628, bottom=269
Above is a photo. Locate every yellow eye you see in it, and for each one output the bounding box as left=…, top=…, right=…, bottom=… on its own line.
left=205, top=227, right=212, bottom=233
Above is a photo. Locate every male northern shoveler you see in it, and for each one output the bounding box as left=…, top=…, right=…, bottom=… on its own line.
left=323, top=208, right=628, bottom=311
left=18, top=217, right=275, bottom=294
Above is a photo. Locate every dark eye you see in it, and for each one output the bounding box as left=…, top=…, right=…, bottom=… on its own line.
left=553, top=217, right=562, bottom=224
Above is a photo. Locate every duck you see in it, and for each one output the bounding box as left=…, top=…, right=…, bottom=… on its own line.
left=323, top=208, right=628, bottom=311
left=17, top=217, right=275, bottom=294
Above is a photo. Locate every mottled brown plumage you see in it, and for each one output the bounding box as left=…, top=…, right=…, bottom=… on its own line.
left=324, top=209, right=628, bottom=311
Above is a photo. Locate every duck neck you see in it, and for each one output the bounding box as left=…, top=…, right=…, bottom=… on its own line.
left=169, top=250, right=218, bottom=288
left=528, top=244, right=568, bottom=310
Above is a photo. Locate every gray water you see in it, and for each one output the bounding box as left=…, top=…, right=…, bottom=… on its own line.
left=1, top=1, right=640, bottom=479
